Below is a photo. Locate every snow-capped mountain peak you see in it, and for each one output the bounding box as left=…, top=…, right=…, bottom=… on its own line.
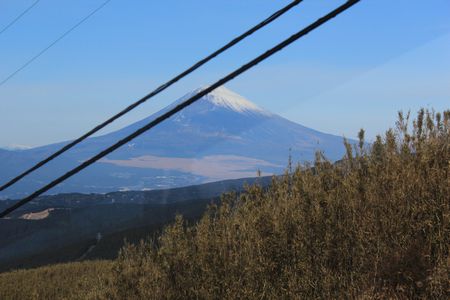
left=173, top=86, right=271, bottom=116
left=0, top=85, right=352, bottom=199
left=203, top=86, right=269, bottom=115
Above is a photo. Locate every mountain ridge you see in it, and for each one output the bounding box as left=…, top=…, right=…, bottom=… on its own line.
left=0, top=86, right=353, bottom=198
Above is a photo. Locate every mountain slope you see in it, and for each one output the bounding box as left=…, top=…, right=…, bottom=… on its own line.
left=0, top=86, right=350, bottom=198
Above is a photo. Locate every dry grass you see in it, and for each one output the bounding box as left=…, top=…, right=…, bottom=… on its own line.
left=0, top=260, right=112, bottom=300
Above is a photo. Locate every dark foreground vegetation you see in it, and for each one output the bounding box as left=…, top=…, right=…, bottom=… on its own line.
left=1, top=177, right=271, bottom=272
left=1, top=109, right=449, bottom=299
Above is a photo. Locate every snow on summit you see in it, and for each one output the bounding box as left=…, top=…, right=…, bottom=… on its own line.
left=203, top=86, right=269, bottom=115
left=174, top=86, right=271, bottom=116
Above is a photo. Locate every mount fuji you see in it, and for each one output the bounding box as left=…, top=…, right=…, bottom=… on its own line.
left=0, top=86, right=351, bottom=199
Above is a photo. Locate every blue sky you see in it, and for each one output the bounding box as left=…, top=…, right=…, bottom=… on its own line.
left=0, top=0, right=449, bottom=148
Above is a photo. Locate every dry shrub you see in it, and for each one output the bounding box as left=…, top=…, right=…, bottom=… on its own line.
left=103, top=109, right=450, bottom=299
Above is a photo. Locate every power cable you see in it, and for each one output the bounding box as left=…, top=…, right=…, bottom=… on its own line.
left=0, top=0, right=361, bottom=218
left=0, top=0, right=303, bottom=193
left=0, top=0, right=40, bottom=36
left=0, top=0, right=111, bottom=87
